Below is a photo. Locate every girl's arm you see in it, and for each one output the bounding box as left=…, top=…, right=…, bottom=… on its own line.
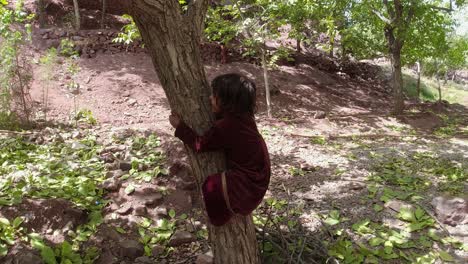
left=175, top=120, right=228, bottom=153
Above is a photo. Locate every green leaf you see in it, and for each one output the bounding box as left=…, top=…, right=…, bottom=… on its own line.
left=124, top=184, right=135, bottom=195
left=0, top=243, right=8, bottom=257
left=373, top=204, right=383, bottom=212
left=116, top=227, right=126, bottom=234
left=41, top=246, right=57, bottom=264
left=12, top=216, right=23, bottom=228
left=324, top=217, right=340, bottom=226
left=439, top=251, right=454, bottom=262
left=398, top=207, right=414, bottom=222
left=414, top=207, right=425, bottom=220
left=0, top=217, right=10, bottom=225
left=369, top=237, right=385, bottom=247
left=169, top=209, right=176, bottom=219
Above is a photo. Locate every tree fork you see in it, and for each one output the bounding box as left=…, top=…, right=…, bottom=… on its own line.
left=130, top=1, right=260, bottom=263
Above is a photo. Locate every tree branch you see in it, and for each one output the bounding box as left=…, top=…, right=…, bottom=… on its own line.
left=428, top=5, right=453, bottom=13
left=372, top=9, right=392, bottom=24
left=188, top=0, right=210, bottom=36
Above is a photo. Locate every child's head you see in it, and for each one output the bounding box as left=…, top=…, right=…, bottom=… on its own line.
left=210, top=73, right=256, bottom=116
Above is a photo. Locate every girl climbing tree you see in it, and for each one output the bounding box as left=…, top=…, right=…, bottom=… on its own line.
left=130, top=0, right=261, bottom=263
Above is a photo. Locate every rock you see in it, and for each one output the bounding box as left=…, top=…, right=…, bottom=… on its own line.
left=118, top=240, right=144, bottom=260
left=101, top=177, right=121, bottom=192
left=71, top=142, right=87, bottom=150
left=116, top=204, right=132, bottom=215
left=314, top=111, right=327, bottom=119
left=196, top=253, right=214, bottom=264
left=143, top=193, right=163, bottom=206
left=119, top=162, right=132, bottom=171
left=14, top=251, right=43, bottom=264
left=134, top=256, right=153, bottom=264
left=100, top=153, right=115, bottom=163
left=168, top=230, right=196, bottom=247
left=151, top=245, right=164, bottom=257
left=112, top=169, right=127, bottom=178
left=155, top=207, right=168, bottom=217
left=431, top=196, right=467, bottom=227
left=128, top=98, right=138, bottom=106
left=134, top=205, right=147, bottom=216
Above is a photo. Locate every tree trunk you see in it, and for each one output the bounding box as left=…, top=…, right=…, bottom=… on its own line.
left=436, top=62, right=442, bottom=103
left=72, top=0, right=80, bottom=30
left=101, top=0, right=106, bottom=29
left=130, top=1, right=260, bottom=263
left=261, top=46, right=272, bottom=118
left=416, top=61, right=421, bottom=100
left=390, top=47, right=404, bottom=114
left=38, top=0, right=46, bottom=28
left=296, top=38, right=301, bottom=53
left=329, top=36, right=334, bottom=57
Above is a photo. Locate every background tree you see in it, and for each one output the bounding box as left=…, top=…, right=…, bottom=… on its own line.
left=341, top=0, right=466, bottom=114
left=72, top=0, right=80, bottom=30
left=130, top=1, right=260, bottom=263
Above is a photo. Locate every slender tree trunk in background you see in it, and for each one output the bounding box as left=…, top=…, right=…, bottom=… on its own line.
left=436, top=62, right=442, bottom=103
left=296, top=38, right=301, bottom=53
left=38, top=0, right=46, bottom=28
left=329, top=35, right=334, bottom=57
left=101, top=0, right=106, bottom=29
left=381, top=0, right=416, bottom=114
left=130, top=1, right=260, bottom=263
left=261, top=46, right=272, bottom=118
left=390, top=49, right=404, bottom=113
left=72, top=0, right=80, bottom=30
left=416, top=61, right=421, bottom=100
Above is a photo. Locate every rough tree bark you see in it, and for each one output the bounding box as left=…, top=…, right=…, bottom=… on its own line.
left=416, top=61, right=421, bottom=100
left=72, top=0, right=80, bottom=30
left=382, top=0, right=416, bottom=115
left=101, top=0, right=106, bottom=29
left=37, top=0, right=46, bottom=28
left=130, top=1, right=260, bottom=263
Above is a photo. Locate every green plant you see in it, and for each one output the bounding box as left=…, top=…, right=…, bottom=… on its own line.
left=59, top=38, right=78, bottom=58
left=75, top=109, right=97, bottom=125
left=113, top=14, right=141, bottom=47
left=0, top=216, right=24, bottom=257
left=0, top=0, right=34, bottom=127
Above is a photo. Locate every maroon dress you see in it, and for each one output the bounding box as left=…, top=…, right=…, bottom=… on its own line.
left=175, top=113, right=271, bottom=226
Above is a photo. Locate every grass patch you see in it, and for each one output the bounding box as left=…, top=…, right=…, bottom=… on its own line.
left=402, top=68, right=468, bottom=106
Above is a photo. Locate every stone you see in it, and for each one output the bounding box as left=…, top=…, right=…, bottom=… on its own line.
left=116, top=204, right=132, bottom=215
left=155, top=207, right=168, bottom=217
left=314, top=110, right=327, bottom=119
left=119, top=162, right=132, bottom=171
left=128, top=98, right=138, bottom=106
left=431, top=196, right=467, bottom=227
left=14, top=251, right=43, bottom=264
left=151, top=245, right=164, bottom=257
left=101, top=177, right=121, bottom=192
left=134, top=256, right=153, bottom=264
left=143, top=193, right=163, bottom=206
left=118, top=240, right=144, bottom=260
left=168, top=230, right=196, bottom=247
left=112, top=169, right=127, bottom=178
left=134, top=205, right=147, bottom=216
left=196, top=253, right=214, bottom=264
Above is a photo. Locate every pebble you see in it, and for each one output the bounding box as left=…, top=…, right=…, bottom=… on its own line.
left=118, top=240, right=144, bottom=260
left=168, top=230, right=196, bottom=246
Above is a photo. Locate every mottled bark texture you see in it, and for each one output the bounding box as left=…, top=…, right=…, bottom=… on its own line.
left=130, top=1, right=260, bottom=263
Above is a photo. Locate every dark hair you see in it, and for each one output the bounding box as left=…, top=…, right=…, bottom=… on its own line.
left=211, top=73, right=257, bottom=116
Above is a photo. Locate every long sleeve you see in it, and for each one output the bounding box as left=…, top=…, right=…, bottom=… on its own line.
left=174, top=120, right=229, bottom=153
